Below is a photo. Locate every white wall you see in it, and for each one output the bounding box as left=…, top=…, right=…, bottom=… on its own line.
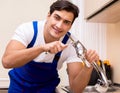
left=0, top=0, right=56, bottom=88
left=107, top=21, right=120, bottom=84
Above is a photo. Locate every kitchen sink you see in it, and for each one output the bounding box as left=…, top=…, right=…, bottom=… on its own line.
left=63, top=85, right=120, bottom=93
left=83, top=85, right=119, bottom=92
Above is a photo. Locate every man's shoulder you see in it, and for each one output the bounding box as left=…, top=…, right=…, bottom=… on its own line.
left=18, top=20, right=45, bottom=27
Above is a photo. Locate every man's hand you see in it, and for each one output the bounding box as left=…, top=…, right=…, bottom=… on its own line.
left=42, top=41, right=68, bottom=54
left=85, top=49, right=99, bottom=64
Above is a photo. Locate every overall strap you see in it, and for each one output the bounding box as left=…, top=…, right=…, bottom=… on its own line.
left=27, top=21, right=38, bottom=48
left=52, top=32, right=71, bottom=67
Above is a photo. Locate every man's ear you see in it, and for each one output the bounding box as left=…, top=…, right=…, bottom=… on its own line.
left=47, top=12, right=51, bottom=17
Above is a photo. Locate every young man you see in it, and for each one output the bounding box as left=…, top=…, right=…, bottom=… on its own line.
left=2, top=0, right=99, bottom=93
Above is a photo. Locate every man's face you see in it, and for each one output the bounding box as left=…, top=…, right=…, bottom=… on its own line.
left=45, top=10, right=74, bottom=40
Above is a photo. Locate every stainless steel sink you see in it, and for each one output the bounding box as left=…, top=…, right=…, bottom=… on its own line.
left=64, top=85, right=120, bottom=93
left=84, top=85, right=120, bottom=93
left=83, top=86, right=97, bottom=92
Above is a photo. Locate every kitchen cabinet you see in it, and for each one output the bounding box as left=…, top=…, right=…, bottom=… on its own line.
left=84, top=0, right=120, bottom=23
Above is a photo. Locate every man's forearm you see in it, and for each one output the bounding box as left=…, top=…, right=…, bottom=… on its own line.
left=71, top=66, right=93, bottom=93
left=2, top=45, right=44, bottom=68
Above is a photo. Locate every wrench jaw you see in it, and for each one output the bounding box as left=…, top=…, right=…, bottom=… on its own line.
left=72, top=40, right=91, bottom=68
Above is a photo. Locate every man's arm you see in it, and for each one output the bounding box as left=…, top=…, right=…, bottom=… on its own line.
left=2, top=40, right=45, bottom=68
left=67, top=49, right=99, bottom=93
left=67, top=62, right=93, bottom=93
left=2, top=40, right=68, bottom=68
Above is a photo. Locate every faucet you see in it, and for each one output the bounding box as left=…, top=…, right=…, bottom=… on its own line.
left=67, top=33, right=109, bottom=92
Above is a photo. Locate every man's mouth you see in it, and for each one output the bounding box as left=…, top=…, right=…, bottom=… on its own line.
left=53, top=27, right=62, bottom=34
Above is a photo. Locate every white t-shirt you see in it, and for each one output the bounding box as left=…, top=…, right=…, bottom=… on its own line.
left=12, top=20, right=82, bottom=69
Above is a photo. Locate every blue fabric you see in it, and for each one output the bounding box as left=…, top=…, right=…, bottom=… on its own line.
left=27, top=21, right=38, bottom=48
left=8, top=21, right=70, bottom=93
left=52, top=31, right=70, bottom=67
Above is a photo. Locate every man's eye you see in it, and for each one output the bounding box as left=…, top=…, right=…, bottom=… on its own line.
left=64, top=21, right=71, bottom=25
left=54, top=16, right=60, bottom=20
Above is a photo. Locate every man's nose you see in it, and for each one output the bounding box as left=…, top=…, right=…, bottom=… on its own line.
left=56, top=21, right=63, bottom=28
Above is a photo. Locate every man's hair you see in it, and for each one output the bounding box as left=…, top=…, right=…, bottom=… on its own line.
left=49, top=0, right=79, bottom=22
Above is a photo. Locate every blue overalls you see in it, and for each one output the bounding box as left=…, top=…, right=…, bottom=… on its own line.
left=8, top=21, right=70, bottom=93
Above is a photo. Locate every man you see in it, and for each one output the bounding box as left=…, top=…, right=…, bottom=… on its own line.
left=2, top=0, right=99, bottom=93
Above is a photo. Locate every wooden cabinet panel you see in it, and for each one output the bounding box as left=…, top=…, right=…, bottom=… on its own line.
left=84, top=0, right=120, bottom=23
left=84, top=0, right=112, bottom=18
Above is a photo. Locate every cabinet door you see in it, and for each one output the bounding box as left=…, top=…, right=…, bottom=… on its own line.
left=84, top=0, right=112, bottom=18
